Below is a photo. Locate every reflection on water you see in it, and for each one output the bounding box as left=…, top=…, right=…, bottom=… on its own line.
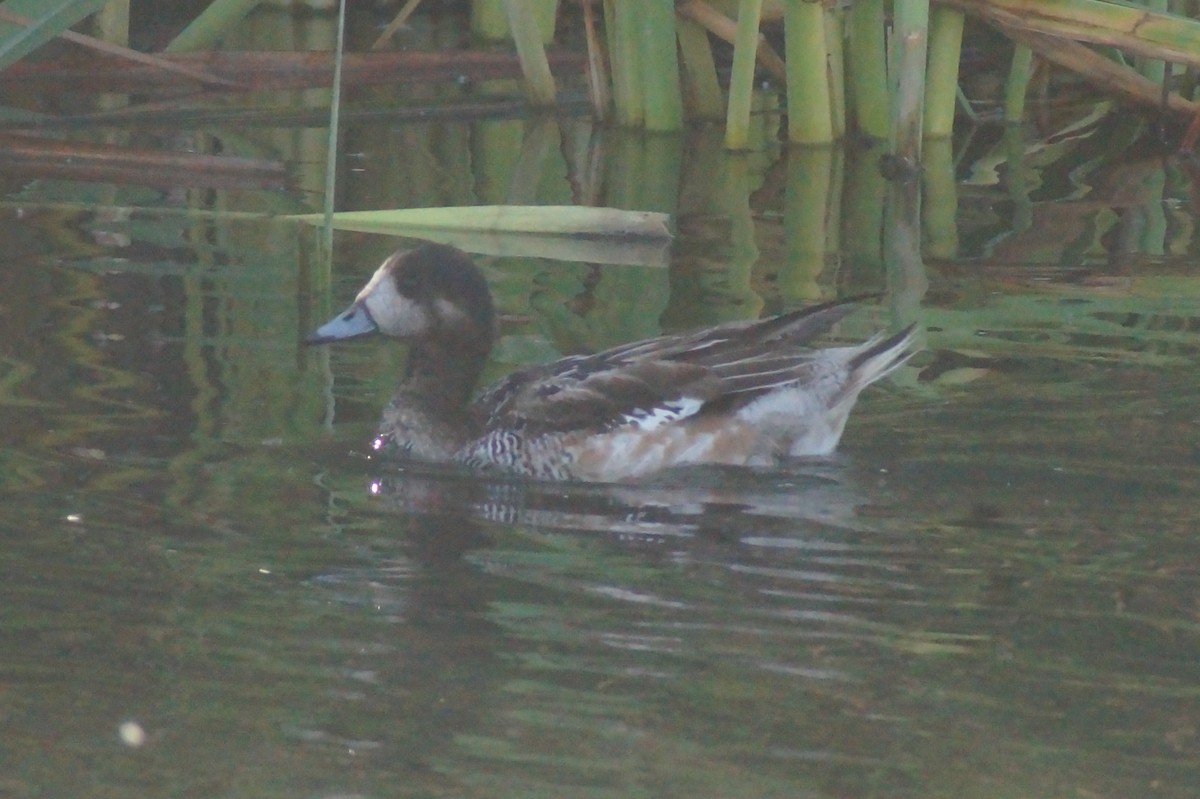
left=2, top=111, right=1200, bottom=797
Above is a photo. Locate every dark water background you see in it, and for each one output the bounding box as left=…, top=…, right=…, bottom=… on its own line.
left=2, top=9, right=1199, bottom=799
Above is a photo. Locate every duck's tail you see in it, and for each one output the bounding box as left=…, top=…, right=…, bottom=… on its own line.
left=846, top=324, right=920, bottom=396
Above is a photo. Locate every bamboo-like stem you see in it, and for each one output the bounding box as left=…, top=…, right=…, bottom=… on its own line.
left=784, top=0, right=833, bottom=144
left=883, top=177, right=928, bottom=317
left=825, top=7, right=847, bottom=140
left=676, top=16, right=723, bottom=119
left=725, top=0, right=765, bottom=150
left=636, top=0, right=683, bottom=131
left=1004, top=42, right=1033, bottom=122
left=848, top=0, right=888, bottom=138
left=842, top=144, right=887, bottom=282
left=722, top=154, right=764, bottom=318
left=781, top=146, right=834, bottom=303
left=924, top=6, right=964, bottom=138
left=322, top=0, right=347, bottom=255
left=677, top=0, right=786, bottom=83
left=891, top=0, right=930, bottom=163
left=921, top=137, right=958, bottom=258
left=608, top=0, right=643, bottom=126
left=502, top=0, right=557, bottom=106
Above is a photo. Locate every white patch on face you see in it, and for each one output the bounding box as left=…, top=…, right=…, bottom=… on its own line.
left=356, top=259, right=430, bottom=337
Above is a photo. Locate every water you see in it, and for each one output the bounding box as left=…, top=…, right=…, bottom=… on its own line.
left=2, top=82, right=1200, bottom=799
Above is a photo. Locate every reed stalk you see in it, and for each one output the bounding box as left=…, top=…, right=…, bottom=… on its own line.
left=636, top=0, right=684, bottom=131
left=783, top=0, right=833, bottom=144
left=844, top=0, right=892, bottom=139
left=891, top=0, right=930, bottom=162
left=848, top=0, right=889, bottom=139
left=824, top=7, right=847, bottom=140
left=607, top=0, right=643, bottom=127
left=725, top=0, right=765, bottom=150
left=921, top=137, right=958, bottom=258
left=781, top=146, right=834, bottom=302
left=842, top=145, right=886, bottom=284
left=924, top=7, right=964, bottom=138
left=1004, top=43, right=1033, bottom=122
left=676, top=15, right=723, bottom=119
left=321, top=0, right=347, bottom=255
left=677, top=0, right=786, bottom=83
left=721, top=154, right=764, bottom=318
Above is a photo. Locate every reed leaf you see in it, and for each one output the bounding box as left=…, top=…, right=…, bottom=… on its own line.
left=944, top=0, right=1200, bottom=69
left=289, top=205, right=672, bottom=240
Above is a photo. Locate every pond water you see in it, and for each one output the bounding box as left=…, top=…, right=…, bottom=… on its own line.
left=3, top=22, right=1200, bottom=799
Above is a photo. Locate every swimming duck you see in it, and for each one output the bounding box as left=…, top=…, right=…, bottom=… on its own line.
left=307, top=243, right=916, bottom=482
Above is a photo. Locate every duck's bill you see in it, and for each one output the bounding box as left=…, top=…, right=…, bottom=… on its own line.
left=305, top=303, right=378, bottom=344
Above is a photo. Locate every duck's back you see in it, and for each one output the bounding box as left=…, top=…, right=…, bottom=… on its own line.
left=455, top=302, right=916, bottom=481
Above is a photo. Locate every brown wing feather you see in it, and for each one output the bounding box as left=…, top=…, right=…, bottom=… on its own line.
left=478, top=359, right=723, bottom=437
left=471, top=298, right=870, bottom=438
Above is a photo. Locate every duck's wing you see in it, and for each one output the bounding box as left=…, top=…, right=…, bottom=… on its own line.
left=472, top=298, right=882, bottom=438
left=597, top=296, right=862, bottom=366
left=474, top=356, right=723, bottom=438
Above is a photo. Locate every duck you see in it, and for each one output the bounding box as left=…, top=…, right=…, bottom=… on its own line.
left=306, top=242, right=917, bottom=482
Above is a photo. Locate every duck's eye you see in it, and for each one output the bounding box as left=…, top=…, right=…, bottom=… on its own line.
left=393, top=272, right=424, bottom=297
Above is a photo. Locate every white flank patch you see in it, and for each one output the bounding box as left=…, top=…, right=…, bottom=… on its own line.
left=621, top=397, right=703, bottom=431
left=737, top=384, right=827, bottom=425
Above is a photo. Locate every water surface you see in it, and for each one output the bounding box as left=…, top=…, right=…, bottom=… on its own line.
left=2, top=103, right=1199, bottom=798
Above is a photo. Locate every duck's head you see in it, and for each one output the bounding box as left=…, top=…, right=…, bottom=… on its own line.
left=306, top=243, right=495, bottom=345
